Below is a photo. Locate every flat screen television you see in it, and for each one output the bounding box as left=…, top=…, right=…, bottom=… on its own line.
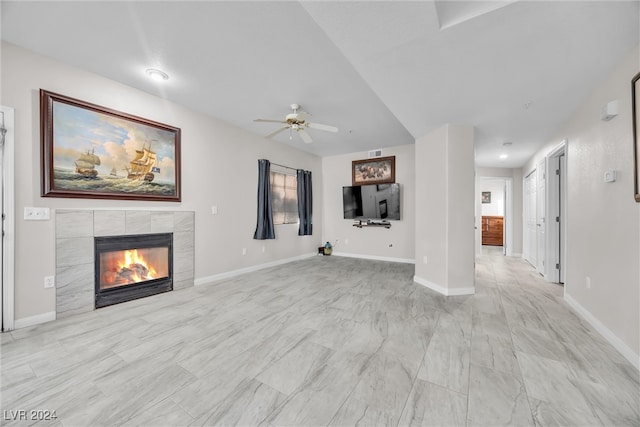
left=343, top=183, right=400, bottom=220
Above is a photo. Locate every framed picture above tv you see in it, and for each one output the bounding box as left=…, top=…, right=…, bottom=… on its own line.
left=352, top=156, right=395, bottom=186
left=40, top=89, right=181, bottom=201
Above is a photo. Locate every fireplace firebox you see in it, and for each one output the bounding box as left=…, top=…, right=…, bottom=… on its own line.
left=94, top=233, right=173, bottom=308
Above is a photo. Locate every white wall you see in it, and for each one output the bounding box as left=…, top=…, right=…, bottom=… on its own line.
left=2, top=42, right=323, bottom=322
left=524, top=45, right=640, bottom=364
left=321, top=144, right=415, bottom=262
left=415, top=124, right=475, bottom=295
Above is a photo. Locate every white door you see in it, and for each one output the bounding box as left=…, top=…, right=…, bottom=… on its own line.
left=1, top=106, right=14, bottom=331
left=536, top=159, right=546, bottom=275
left=502, top=182, right=507, bottom=255
left=559, top=153, right=566, bottom=283
left=475, top=176, right=482, bottom=257
left=524, top=170, right=537, bottom=267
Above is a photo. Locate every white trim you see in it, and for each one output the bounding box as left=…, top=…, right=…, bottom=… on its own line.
left=195, top=253, right=316, bottom=286
left=1, top=106, right=15, bottom=331
left=331, top=251, right=415, bottom=264
left=413, top=275, right=475, bottom=296
left=565, top=292, right=639, bottom=371
left=14, top=311, right=56, bottom=330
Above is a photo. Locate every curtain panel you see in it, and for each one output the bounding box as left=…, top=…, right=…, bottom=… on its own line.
left=297, top=169, right=313, bottom=236
left=253, top=159, right=275, bottom=240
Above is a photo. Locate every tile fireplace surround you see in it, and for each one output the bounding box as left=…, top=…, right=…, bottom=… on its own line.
left=55, top=210, right=195, bottom=319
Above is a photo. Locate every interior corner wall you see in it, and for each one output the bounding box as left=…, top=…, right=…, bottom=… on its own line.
left=2, top=42, right=323, bottom=323
left=415, top=124, right=475, bottom=295
left=523, top=44, right=640, bottom=363
left=321, top=144, right=415, bottom=262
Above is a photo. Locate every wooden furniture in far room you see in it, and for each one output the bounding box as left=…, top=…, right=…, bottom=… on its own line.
left=482, top=215, right=504, bottom=246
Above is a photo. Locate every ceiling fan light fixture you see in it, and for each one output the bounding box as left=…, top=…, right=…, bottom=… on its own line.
left=145, top=68, right=169, bottom=82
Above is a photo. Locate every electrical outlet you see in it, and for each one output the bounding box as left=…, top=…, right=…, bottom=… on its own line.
left=586, top=276, right=591, bottom=289
left=423, top=256, right=428, bottom=264
left=44, top=276, right=55, bottom=288
left=242, top=248, right=247, bottom=255
left=211, top=206, right=218, bottom=215
left=603, top=170, right=616, bottom=183
left=262, top=246, right=266, bottom=253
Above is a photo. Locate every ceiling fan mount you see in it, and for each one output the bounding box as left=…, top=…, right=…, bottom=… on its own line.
left=254, top=104, right=338, bottom=144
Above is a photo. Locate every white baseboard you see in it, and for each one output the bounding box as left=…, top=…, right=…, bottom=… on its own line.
left=195, top=253, right=316, bottom=286
left=331, top=251, right=415, bottom=264
left=14, top=311, right=56, bottom=330
left=413, top=275, right=475, bottom=296
left=564, top=292, right=639, bottom=371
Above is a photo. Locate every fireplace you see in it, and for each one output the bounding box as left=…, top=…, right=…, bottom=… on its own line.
left=94, top=233, right=173, bottom=308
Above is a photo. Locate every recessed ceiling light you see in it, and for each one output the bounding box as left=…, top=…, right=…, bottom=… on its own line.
left=499, top=154, right=508, bottom=159
left=146, top=68, right=169, bottom=82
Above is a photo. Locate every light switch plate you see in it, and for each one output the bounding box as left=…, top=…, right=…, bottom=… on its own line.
left=24, top=207, right=51, bottom=220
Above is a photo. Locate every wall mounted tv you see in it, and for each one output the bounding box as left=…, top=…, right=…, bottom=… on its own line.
left=343, top=183, right=400, bottom=220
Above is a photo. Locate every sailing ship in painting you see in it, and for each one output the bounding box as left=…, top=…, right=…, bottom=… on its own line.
left=74, top=148, right=101, bottom=177
left=125, top=142, right=160, bottom=182
left=72, top=141, right=160, bottom=182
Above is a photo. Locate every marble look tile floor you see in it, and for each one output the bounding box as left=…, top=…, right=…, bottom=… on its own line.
left=1, top=254, right=638, bottom=426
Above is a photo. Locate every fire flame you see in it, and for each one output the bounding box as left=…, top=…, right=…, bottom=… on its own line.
left=118, top=249, right=157, bottom=282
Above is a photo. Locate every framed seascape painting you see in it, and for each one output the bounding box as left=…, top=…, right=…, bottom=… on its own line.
left=40, top=89, right=181, bottom=201
left=352, top=156, right=395, bottom=186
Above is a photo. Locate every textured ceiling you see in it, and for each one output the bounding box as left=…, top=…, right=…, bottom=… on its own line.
left=2, top=1, right=638, bottom=167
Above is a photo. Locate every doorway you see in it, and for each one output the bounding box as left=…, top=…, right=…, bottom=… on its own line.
left=1, top=106, right=15, bottom=332
left=523, top=169, right=537, bottom=267
left=476, top=176, right=513, bottom=257
left=546, top=141, right=567, bottom=284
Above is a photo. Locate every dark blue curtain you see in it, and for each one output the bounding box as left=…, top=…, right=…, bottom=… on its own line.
left=253, top=159, right=275, bottom=240
left=297, top=169, right=313, bottom=236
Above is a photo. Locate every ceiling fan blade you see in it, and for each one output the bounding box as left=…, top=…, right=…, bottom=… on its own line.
left=265, top=126, right=290, bottom=139
left=254, top=118, right=286, bottom=124
left=297, top=128, right=313, bottom=144
left=306, top=122, right=338, bottom=133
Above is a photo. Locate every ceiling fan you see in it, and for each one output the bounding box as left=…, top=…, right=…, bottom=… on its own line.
left=254, top=104, right=338, bottom=144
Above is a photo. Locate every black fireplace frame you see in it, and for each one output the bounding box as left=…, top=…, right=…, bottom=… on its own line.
left=94, top=233, right=173, bottom=308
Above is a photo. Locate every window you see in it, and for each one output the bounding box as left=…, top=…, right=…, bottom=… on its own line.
left=270, top=171, right=298, bottom=225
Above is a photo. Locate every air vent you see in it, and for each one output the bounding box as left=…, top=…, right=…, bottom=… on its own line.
left=368, top=149, right=383, bottom=158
